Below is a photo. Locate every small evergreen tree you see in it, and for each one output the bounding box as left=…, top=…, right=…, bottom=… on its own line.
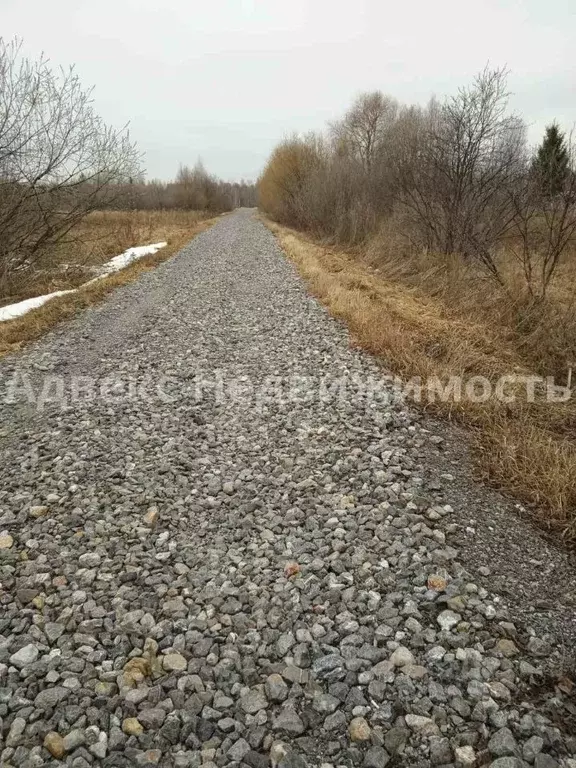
left=532, top=123, right=569, bottom=197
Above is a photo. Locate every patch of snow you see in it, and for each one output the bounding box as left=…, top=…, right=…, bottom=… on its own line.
left=0, top=241, right=168, bottom=323
left=0, top=290, right=75, bottom=322
left=99, top=242, right=167, bottom=275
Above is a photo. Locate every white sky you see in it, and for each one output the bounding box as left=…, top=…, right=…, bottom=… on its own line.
left=3, top=0, right=575, bottom=181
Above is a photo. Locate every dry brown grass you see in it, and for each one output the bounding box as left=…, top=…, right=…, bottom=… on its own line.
left=0, top=211, right=218, bottom=358
left=0, top=210, right=212, bottom=306
left=364, top=222, right=576, bottom=383
left=264, top=217, right=576, bottom=541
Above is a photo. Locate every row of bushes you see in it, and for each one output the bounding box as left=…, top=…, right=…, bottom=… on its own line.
left=109, top=162, right=257, bottom=214
left=258, top=68, right=576, bottom=304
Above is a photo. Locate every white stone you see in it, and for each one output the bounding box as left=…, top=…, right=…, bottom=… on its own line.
left=162, top=653, right=187, bottom=672
left=405, top=714, right=439, bottom=736
left=437, top=610, right=461, bottom=631
left=454, top=746, right=476, bottom=767
left=78, top=552, right=101, bottom=568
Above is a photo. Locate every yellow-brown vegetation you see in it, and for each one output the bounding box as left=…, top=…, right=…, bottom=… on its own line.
left=0, top=210, right=218, bottom=358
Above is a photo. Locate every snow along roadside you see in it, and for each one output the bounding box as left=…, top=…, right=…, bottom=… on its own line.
left=0, top=242, right=167, bottom=322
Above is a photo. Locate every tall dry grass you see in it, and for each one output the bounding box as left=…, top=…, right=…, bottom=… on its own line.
left=264, top=217, right=576, bottom=541
left=0, top=210, right=218, bottom=357
left=364, top=222, right=576, bottom=383
left=0, top=210, right=210, bottom=306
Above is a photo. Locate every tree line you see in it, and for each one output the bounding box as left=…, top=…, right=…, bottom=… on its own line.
left=114, top=163, right=257, bottom=213
left=258, top=68, right=575, bottom=300
left=0, top=38, right=255, bottom=289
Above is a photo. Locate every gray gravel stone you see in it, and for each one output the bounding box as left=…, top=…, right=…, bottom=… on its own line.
left=437, top=610, right=461, bottom=631
left=489, top=727, right=519, bottom=757
left=273, top=709, right=305, bottom=735
left=241, top=687, right=268, bottom=714
left=312, top=692, right=340, bottom=714
left=44, top=622, right=65, bottom=643
left=265, top=674, right=289, bottom=703
left=6, top=717, right=26, bottom=748
left=364, top=746, right=391, bottom=768
left=523, top=736, right=544, bottom=762
left=384, top=727, right=408, bottom=755
left=9, top=644, right=39, bottom=668
left=63, top=729, right=86, bottom=751
left=430, top=737, right=452, bottom=765
left=162, top=652, right=187, bottom=672
left=227, top=738, right=250, bottom=762
left=34, top=686, right=68, bottom=709
left=389, top=646, right=414, bottom=667
left=534, top=756, right=559, bottom=768
left=454, top=746, right=476, bottom=767
left=138, top=708, right=167, bottom=729
left=78, top=552, right=101, bottom=567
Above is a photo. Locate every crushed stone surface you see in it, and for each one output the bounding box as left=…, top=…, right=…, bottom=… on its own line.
left=1, top=209, right=575, bottom=768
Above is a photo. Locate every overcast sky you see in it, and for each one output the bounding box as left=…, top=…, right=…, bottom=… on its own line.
left=3, top=0, right=575, bottom=182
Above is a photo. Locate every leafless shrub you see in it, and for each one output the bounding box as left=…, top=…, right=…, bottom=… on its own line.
left=395, top=68, right=526, bottom=283
left=108, top=172, right=257, bottom=213
left=258, top=128, right=386, bottom=245
left=0, top=38, right=141, bottom=290
left=173, top=161, right=228, bottom=212
left=326, top=92, right=400, bottom=238
left=258, top=134, right=325, bottom=227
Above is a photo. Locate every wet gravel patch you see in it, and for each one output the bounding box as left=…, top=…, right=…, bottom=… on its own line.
left=0, top=209, right=575, bottom=768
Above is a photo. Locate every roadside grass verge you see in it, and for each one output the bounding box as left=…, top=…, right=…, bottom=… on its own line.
left=263, top=217, right=576, bottom=541
left=0, top=210, right=213, bottom=305
left=0, top=211, right=218, bottom=358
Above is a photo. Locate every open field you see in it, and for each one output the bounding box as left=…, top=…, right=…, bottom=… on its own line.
left=263, top=216, right=576, bottom=541
left=0, top=210, right=214, bottom=307
left=0, top=210, right=218, bottom=358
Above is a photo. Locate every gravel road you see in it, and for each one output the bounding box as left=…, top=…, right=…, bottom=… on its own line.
left=1, top=209, right=575, bottom=768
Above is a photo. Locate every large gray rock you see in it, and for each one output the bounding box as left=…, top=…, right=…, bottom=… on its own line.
left=240, top=687, right=268, bottom=714
left=34, top=686, right=68, bottom=710
left=9, top=644, right=39, bottom=668
left=364, top=746, right=390, bottom=768
left=489, top=728, right=519, bottom=758
left=273, top=709, right=305, bottom=735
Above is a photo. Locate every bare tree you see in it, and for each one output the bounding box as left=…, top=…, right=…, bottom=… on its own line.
left=331, top=92, right=398, bottom=172
left=0, top=38, right=141, bottom=290
left=396, top=67, right=526, bottom=282
left=103, top=175, right=256, bottom=212
left=258, top=66, right=576, bottom=313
